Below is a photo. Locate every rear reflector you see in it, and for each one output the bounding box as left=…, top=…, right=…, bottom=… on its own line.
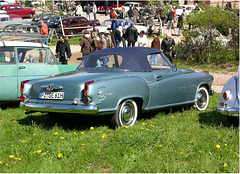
left=20, top=80, right=30, bottom=94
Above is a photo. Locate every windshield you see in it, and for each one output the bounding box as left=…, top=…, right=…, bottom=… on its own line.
left=78, top=54, right=123, bottom=70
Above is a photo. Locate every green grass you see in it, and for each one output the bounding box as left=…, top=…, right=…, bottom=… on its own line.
left=0, top=94, right=239, bottom=172
left=174, top=59, right=238, bottom=74
left=50, top=36, right=83, bottom=46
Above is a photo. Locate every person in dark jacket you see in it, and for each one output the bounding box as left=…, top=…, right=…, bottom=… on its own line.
left=161, top=33, right=175, bottom=63
left=177, top=13, right=184, bottom=36
left=127, top=6, right=133, bottom=19
left=104, top=0, right=108, bottom=16
left=85, top=3, right=91, bottom=20
left=114, top=25, right=122, bottom=48
left=166, top=10, right=174, bottom=29
left=56, top=35, right=72, bottom=64
left=79, top=30, right=92, bottom=58
left=150, top=30, right=160, bottom=66
left=125, top=22, right=138, bottom=47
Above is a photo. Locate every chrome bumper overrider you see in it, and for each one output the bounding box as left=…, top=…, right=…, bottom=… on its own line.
left=216, top=106, right=239, bottom=117
left=20, top=102, right=98, bottom=115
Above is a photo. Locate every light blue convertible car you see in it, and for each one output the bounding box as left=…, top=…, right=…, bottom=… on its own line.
left=20, top=47, right=214, bottom=127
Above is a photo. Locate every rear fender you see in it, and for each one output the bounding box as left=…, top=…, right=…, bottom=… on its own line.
left=88, top=76, right=150, bottom=112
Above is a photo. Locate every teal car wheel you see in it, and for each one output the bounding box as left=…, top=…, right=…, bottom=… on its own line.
left=112, top=99, right=138, bottom=127
left=195, top=86, right=209, bottom=111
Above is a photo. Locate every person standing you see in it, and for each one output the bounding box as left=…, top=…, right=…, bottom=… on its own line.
left=79, top=30, right=92, bottom=58
left=56, top=36, right=71, bottom=64
left=125, top=22, right=138, bottom=47
left=92, top=2, right=97, bottom=20
left=104, top=0, right=108, bottom=16
left=166, top=8, right=174, bottom=30
left=91, top=32, right=100, bottom=52
left=119, top=7, right=127, bottom=19
left=75, top=2, right=83, bottom=16
left=85, top=3, right=91, bottom=20
left=127, top=6, right=133, bottom=20
left=121, top=19, right=130, bottom=47
left=137, top=30, right=147, bottom=47
left=40, top=20, right=48, bottom=45
left=114, top=25, right=121, bottom=48
left=177, top=13, right=184, bottom=36
left=133, top=5, right=139, bottom=19
left=111, top=15, right=118, bottom=47
left=150, top=30, right=160, bottom=66
left=161, top=33, right=175, bottom=63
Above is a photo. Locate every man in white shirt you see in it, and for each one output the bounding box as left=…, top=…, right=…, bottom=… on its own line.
left=92, top=2, right=97, bottom=20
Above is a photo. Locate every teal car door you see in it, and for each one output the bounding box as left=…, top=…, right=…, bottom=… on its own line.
left=0, top=46, right=18, bottom=101
left=147, top=53, right=189, bottom=108
left=16, top=47, right=61, bottom=98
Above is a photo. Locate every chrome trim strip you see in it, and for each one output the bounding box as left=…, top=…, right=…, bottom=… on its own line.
left=216, top=106, right=239, bottom=117
left=144, top=100, right=195, bottom=110
left=20, top=102, right=98, bottom=115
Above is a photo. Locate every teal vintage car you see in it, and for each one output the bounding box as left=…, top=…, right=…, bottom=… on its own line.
left=20, top=47, right=214, bottom=127
left=0, top=41, right=78, bottom=104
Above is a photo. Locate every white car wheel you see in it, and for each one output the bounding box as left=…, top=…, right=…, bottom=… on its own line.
left=195, top=86, right=209, bottom=111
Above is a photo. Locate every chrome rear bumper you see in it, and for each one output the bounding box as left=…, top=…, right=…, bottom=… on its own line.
left=20, top=102, right=98, bottom=115
left=216, top=106, right=239, bottom=117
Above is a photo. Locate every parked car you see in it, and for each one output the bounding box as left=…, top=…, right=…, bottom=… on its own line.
left=97, top=2, right=122, bottom=13
left=216, top=66, right=239, bottom=123
left=87, top=19, right=148, bottom=34
left=27, top=13, right=60, bottom=29
left=1, top=24, right=41, bottom=42
left=59, top=16, right=100, bottom=36
left=20, top=47, right=214, bottom=127
left=0, top=4, right=35, bottom=18
left=115, top=2, right=142, bottom=12
left=0, top=13, right=26, bottom=30
left=0, top=41, right=78, bottom=104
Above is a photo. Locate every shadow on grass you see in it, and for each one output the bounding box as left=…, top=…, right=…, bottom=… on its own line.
left=198, top=111, right=239, bottom=128
left=18, top=112, right=112, bottom=131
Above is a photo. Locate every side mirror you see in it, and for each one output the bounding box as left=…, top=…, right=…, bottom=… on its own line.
left=172, top=63, right=177, bottom=71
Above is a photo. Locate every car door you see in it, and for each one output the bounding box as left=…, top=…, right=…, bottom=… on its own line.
left=79, top=18, right=91, bottom=33
left=16, top=47, right=61, bottom=98
left=15, top=5, right=25, bottom=17
left=6, top=6, right=16, bottom=15
left=0, top=46, right=18, bottom=102
left=147, top=53, right=189, bottom=107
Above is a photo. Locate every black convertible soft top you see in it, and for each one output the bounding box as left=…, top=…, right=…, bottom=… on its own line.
left=80, top=47, right=164, bottom=72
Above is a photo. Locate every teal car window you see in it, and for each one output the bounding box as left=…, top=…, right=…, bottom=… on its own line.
left=0, top=47, right=15, bottom=64
left=17, top=48, right=47, bottom=63
left=79, top=54, right=123, bottom=69
left=147, top=53, right=171, bottom=70
left=48, top=49, right=59, bottom=64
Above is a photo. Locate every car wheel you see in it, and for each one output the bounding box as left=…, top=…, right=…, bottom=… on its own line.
left=111, top=99, right=138, bottom=127
left=69, top=30, right=76, bottom=35
left=195, top=86, right=209, bottom=111
left=28, top=13, right=34, bottom=18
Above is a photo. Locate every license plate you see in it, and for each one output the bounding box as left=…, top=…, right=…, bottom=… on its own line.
left=39, top=92, right=64, bottom=100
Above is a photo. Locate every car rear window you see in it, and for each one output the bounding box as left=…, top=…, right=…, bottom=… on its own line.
left=78, top=54, right=123, bottom=69
left=0, top=47, right=15, bottom=64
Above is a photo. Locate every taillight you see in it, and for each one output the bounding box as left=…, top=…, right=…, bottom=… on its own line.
left=20, top=95, right=25, bottom=102
left=20, top=80, right=30, bottom=94
left=223, top=90, right=231, bottom=100
left=83, top=81, right=94, bottom=103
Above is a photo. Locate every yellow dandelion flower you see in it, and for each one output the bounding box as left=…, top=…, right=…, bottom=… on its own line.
left=33, top=151, right=37, bottom=153
left=37, top=150, right=42, bottom=153
left=171, top=116, right=174, bottom=118
left=15, top=158, right=21, bottom=161
left=216, top=145, right=220, bottom=149
left=102, top=134, right=107, bottom=139
left=180, top=152, right=183, bottom=155
left=124, top=126, right=127, bottom=128
left=81, top=132, right=84, bottom=135
left=225, top=144, right=227, bottom=147
left=48, top=142, right=51, bottom=145
left=21, top=140, right=25, bottom=143
left=152, top=125, right=155, bottom=128
left=223, top=163, right=227, bottom=167
left=0, top=161, right=2, bottom=164
left=70, top=149, right=72, bottom=152
left=5, top=163, right=9, bottom=166
left=74, top=132, right=77, bottom=136
left=9, top=155, right=14, bottom=158
left=130, top=135, right=132, bottom=137
left=29, top=138, right=31, bottom=141
left=12, top=120, right=15, bottom=123
left=146, top=129, right=150, bottom=131
left=159, top=145, right=162, bottom=148
left=60, top=137, right=64, bottom=140
left=193, top=105, right=196, bottom=108
left=0, top=120, right=2, bottom=123
left=33, top=133, right=36, bottom=136
left=142, top=123, right=145, bottom=125
left=82, top=143, right=85, bottom=146
left=54, top=132, right=58, bottom=135
left=90, top=127, right=94, bottom=130
left=57, top=153, right=63, bottom=158
left=42, top=153, right=46, bottom=155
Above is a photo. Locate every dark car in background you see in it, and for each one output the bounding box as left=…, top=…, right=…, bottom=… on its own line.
left=0, top=4, right=35, bottom=18
left=59, top=16, right=100, bottom=36
left=27, top=13, right=60, bottom=29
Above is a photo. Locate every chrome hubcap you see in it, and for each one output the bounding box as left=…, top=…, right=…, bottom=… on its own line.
left=197, top=90, right=206, bottom=108
left=121, top=103, right=135, bottom=126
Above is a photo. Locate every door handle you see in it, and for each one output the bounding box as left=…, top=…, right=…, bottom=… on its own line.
left=155, top=75, right=162, bottom=81
left=18, top=66, right=26, bottom=70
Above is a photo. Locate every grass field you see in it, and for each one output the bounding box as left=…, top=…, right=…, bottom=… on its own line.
left=0, top=94, right=239, bottom=173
